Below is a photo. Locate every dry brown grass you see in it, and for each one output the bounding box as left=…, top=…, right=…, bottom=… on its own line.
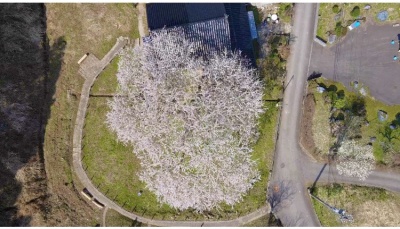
left=43, top=3, right=139, bottom=226
left=317, top=3, right=400, bottom=41
left=313, top=184, right=400, bottom=226
left=312, top=90, right=333, bottom=155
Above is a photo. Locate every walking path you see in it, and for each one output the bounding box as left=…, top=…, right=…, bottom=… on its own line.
left=102, top=207, right=108, bottom=227
left=137, top=3, right=147, bottom=40
left=72, top=5, right=400, bottom=227
left=72, top=37, right=270, bottom=226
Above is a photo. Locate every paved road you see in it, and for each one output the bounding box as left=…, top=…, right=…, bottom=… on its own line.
left=271, top=3, right=400, bottom=226
left=269, top=3, right=321, bottom=226
left=72, top=4, right=400, bottom=227
left=302, top=158, right=400, bottom=193
left=309, top=22, right=400, bottom=105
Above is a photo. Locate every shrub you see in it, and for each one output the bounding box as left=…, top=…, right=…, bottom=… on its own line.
left=341, top=26, right=348, bottom=36
left=350, top=6, right=361, bottom=18
left=332, top=5, right=340, bottom=14
left=335, top=22, right=348, bottom=37
left=335, top=22, right=343, bottom=36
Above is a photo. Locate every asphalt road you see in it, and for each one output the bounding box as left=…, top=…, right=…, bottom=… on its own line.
left=309, top=22, right=400, bottom=105
left=303, top=159, right=400, bottom=194
left=72, top=3, right=400, bottom=226
left=271, top=4, right=400, bottom=226
left=269, top=3, right=321, bottom=226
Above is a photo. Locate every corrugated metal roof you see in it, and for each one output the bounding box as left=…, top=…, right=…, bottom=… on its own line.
left=146, top=3, right=226, bottom=30
left=153, top=17, right=231, bottom=57
left=146, top=3, right=255, bottom=65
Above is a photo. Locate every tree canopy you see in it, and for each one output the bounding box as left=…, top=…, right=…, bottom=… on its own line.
left=106, top=30, right=265, bottom=211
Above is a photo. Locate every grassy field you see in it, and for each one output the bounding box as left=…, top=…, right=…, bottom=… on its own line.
left=312, top=91, right=334, bottom=155
left=81, top=55, right=279, bottom=220
left=317, top=3, right=400, bottom=41
left=43, top=3, right=139, bottom=225
left=312, top=184, right=400, bottom=226
left=309, top=78, right=400, bottom=164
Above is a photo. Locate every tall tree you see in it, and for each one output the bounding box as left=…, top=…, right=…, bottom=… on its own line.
left=106, top=30, right=265, bottom=211
left=336, top=140, right=375, bottom=180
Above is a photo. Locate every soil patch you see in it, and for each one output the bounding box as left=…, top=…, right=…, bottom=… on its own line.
left=300, top=93, right=324, bottom=161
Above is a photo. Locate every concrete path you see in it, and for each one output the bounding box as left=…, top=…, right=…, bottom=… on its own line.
left=72, top=37, right=270, bottom=227
left=72, top=6, right=400, bottom=227
left=137, top=3, right=147, bottom=40
left=102, top=206, right=108, bottom=227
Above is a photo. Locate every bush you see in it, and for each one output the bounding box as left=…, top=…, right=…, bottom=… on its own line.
left=335, top=22, right=343, bottom=36
left=341, top=26, right=348, bottom=36
left=332, top=5, right=340, bottom=14
left=334, top=22, right=348, bottom=37
left=350, top=6, right=360, bottom=18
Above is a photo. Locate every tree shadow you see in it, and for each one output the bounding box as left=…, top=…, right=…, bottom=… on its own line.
left=267, top=180, right=296, bottom=214
left=307, top=71, right=322, bottom=81
left=0, top=3, right=65, bottom=226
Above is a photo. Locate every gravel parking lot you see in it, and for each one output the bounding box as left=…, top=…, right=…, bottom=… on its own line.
left=309, top=22, right=400, bottom=105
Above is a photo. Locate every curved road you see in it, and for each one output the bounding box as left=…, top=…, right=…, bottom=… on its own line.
left=71, top=3, right=400, bottom=227
left=271, top=3, right=400, bottom=226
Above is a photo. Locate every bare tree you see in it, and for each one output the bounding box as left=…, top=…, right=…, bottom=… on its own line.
left=336, top=140, right=375, bottom=180
left=106, top=30, right=265, bottom=212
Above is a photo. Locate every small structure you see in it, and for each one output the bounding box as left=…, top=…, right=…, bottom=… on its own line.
left=353, top=80, right=359, bottom=89
left=271, top=14, right=278, bottom=21
left=364, top=5, right=371, bottom=10
left=359, top=87, right=367, bottom=96
left=328, top=34, right=337, bottom=44
left=378, top=110, right=388, bottom=122
left=377, top=11, right=389, bottom=21
left=317, top=86, right=326, bottom=93
left=348, top=21, right=361, bottom=31
left=394, top=56, right=398, bottom=61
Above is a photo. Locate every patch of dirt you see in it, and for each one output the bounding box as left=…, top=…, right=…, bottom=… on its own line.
left=300, top=94, right=319, bottom=158
left=354, top=200, right=400, bottom=226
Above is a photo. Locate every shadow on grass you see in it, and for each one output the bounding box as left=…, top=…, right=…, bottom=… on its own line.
left=0, top=3, right=65, bottom=226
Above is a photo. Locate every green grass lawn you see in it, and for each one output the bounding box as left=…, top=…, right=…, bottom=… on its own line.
left=105, top=209, right=150, bottom=227
left=312, top=184, right=400, bottom=226
left=309, top=78, right=400, bottom=164
left=42, top=3, right=140, bottom=225
left=82, top=58, right=279, bottom=221
left=317, top=3, right=400, bottom=41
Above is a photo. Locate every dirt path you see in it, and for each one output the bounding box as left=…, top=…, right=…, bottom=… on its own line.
left=137, top=3, right=146, bottom=39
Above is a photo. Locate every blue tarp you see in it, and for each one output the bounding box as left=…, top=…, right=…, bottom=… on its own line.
left=377, top=11, right=388, bottom=21
left=247, top=11, right=258, bottom=39
left=352, top=21, right=361, bottom=28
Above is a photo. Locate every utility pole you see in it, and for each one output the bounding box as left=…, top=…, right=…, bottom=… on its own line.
left=308, top=189, right=353, bottom=223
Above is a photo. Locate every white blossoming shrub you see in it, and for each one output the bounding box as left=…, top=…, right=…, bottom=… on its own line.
left=106, top=30, right=265, bottom=211
left=336, top=140, right=375, bottom=180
